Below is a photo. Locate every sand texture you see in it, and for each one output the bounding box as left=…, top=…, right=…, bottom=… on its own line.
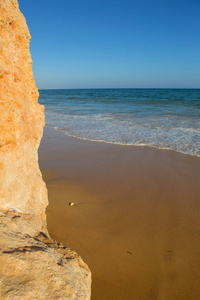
left=39, top=127, right=200, bottom=300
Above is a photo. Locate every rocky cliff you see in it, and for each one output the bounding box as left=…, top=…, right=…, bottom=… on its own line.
left=0, top=0, right=91, bottom=298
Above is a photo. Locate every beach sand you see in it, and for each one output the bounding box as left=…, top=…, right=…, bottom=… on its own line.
left=39, top=127, right=200, bottom=300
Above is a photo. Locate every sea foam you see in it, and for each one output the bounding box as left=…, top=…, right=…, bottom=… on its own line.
left=39, top=89, right=200, bottom=157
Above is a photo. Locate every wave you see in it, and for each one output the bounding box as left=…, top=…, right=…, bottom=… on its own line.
left=44, top=110, right=200, bottom=158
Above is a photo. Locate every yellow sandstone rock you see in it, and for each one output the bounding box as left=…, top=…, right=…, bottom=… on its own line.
left=0, top=0, right=91, bottom=298
left=0, top=0, right=47, bottom=233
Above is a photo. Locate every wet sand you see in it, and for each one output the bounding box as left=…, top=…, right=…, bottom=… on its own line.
left=39, top=127, right=200, bottom=300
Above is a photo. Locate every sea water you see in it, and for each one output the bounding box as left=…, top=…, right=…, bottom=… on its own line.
left=38, top=89, right=200, bottom=157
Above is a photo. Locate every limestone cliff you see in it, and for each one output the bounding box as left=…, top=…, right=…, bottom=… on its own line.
left=0, top=0, right=47, bottom=234
left=0, top=0, right=91, bottom=298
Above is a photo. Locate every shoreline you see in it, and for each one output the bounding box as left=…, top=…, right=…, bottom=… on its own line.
left=45, top=125, right=200, bottom=159
left=39, top=127, right=200, bottom=300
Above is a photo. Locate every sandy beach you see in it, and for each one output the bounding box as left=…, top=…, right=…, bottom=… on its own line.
left=39, top=127, right=200, bottom=300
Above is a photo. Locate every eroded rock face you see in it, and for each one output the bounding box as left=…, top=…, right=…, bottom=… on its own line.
left=0, top=0, right=47, bottom=234
left=0, top=212, right=91, bottom=299
left=0, top=0, right=91, bottom=298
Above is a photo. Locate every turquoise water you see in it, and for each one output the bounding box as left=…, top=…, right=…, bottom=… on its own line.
left=39, top=89, right=200, bottom=157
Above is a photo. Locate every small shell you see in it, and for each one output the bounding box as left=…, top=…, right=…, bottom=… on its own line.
left=69, top=202, right=75, bottom=206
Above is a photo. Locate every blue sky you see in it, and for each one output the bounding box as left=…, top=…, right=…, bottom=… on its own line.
left=18, top=0, right=200, bottom=89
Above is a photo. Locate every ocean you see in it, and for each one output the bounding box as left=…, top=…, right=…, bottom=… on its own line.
left=38, top=89, right=200, bottom=157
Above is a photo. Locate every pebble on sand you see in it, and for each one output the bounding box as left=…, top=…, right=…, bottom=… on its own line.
left=69, top=202, right=75, bottom=206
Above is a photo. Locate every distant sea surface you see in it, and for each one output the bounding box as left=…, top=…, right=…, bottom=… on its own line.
left=39, top=89, right=200, bottom=157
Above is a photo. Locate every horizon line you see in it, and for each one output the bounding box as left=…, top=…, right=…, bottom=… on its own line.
left=38, top=87, right=200, bottom=90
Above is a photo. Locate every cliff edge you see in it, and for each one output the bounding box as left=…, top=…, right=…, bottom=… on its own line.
left=0, top=0, right=91, bottom=298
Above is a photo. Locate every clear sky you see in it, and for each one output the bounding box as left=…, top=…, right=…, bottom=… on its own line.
left=18, top=0, right=200, bottom=89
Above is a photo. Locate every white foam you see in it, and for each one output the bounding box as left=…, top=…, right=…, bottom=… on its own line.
left=44, top=110, right=200, bottom=158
